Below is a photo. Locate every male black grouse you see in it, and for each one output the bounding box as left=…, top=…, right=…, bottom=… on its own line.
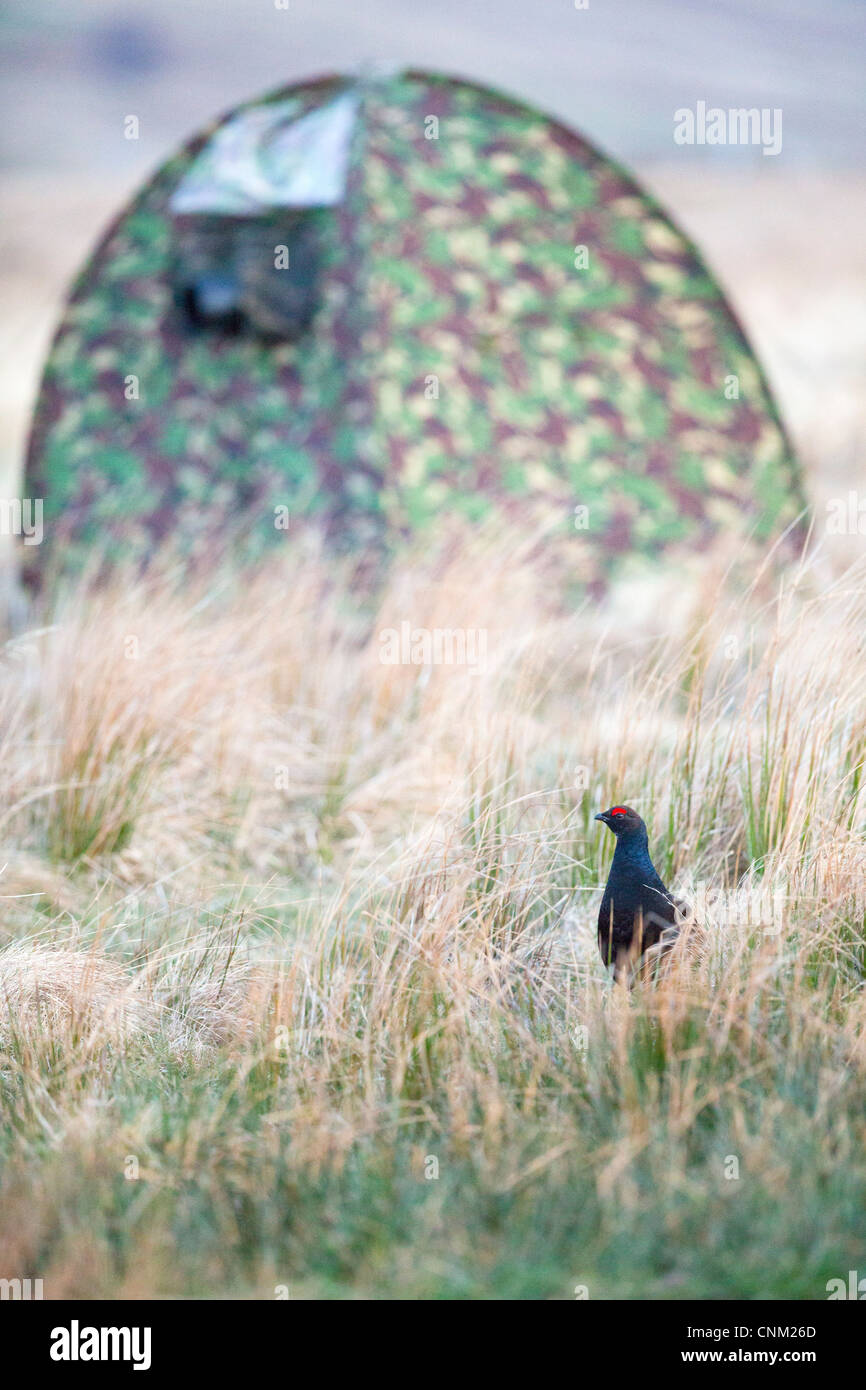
left=595, top=805, right=682, bottom=978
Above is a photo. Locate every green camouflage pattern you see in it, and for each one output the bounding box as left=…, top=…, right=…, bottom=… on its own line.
left=25, top=70, right=806, bottom=585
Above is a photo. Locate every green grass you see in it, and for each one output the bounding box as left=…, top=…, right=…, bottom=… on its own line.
left=0, top=525, right=864, bottom=1299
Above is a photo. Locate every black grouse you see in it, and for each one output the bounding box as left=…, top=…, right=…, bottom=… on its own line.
left=595, top=805, right=682, bottom=978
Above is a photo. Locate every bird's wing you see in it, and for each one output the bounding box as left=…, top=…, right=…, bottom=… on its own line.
left=642, top=878, right=680, bottom=918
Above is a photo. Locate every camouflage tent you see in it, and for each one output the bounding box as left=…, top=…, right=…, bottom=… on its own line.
left=25, top=69, right=805, bottom=587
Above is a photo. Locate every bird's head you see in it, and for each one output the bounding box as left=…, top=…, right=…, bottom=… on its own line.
left=594, top=804, right=645, bottom=838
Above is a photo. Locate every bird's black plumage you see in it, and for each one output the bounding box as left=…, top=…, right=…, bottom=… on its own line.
left=595, top=805, right=681, bottom=978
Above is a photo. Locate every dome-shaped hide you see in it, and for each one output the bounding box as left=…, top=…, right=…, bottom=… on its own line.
left=25, top=70, right=805, bottom=584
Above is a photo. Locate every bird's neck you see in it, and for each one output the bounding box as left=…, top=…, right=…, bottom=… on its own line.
left=612, top=832, right=655, bottom=874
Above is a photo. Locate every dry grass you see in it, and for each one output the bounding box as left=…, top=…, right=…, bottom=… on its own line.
left=0, top=521, right=864, bottom=1298
left=0, top=945, right=154, bottom=1048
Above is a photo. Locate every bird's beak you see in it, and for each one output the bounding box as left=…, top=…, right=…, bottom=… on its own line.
left=594, top=812, right=607, bottom=823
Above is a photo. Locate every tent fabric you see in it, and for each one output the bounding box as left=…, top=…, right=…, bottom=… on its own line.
left=24, top=70, right=805, bottom=584
left=169, top=92, right=361, bottom=215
